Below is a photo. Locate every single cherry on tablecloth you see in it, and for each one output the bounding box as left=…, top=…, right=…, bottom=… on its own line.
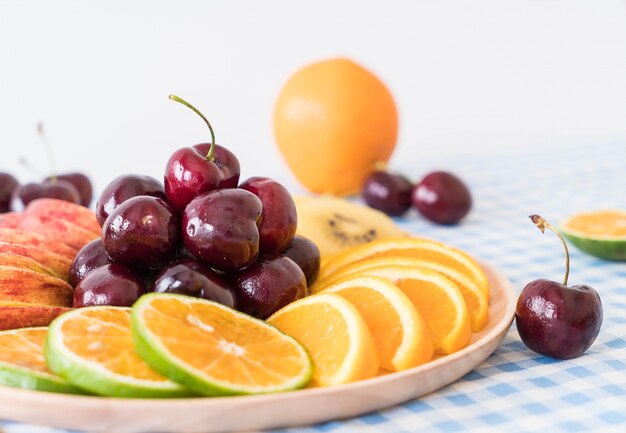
left=516, top=214, right=603, bottom=359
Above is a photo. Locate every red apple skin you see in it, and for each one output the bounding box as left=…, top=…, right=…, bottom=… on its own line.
left=24, top=198, right=100, bottom=234
left=0, top=305, right=71, bottom=331
left=0, top=213, right=22, bottom=229
left=516, top=279, right=603, bottom=359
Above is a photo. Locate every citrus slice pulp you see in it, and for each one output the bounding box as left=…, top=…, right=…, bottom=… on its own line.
left=268, top=293, right=379, bottom=387
left=316, top=256, right=489, bottom=332
left=560, top=210, right=626, bottom=260
left=132, top=293, right=312, bottom=396
left=322, top=265, right=471, bottom=355
left=45, top=307, right=190, bottom=398
left=0, top=327, right=83, bottom=394
left=317, top=237, right=488, bottom=296
left=323, top=275, right=433, bottom=371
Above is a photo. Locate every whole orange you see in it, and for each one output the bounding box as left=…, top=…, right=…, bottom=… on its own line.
left=274, top=58, right=398, bottom=195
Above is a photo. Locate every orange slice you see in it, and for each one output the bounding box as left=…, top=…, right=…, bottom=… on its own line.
left=0, top=327, right=83, bottom=394
left=132, top=293, right=312, bottom=396
left=324, top=265, right=470, bottom=355
left=317, top=237, right=488, bottom=296
left=268, top=293, right=379, bottom=386
left=323, top=275, right=433, bottom=371
left=45, top=307, right=190, bottom=397
left=315, top=256, right=489, bottom=332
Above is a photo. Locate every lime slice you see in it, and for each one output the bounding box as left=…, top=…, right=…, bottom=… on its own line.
left=560, top=210, right=626, bottom=261
left=0, top=327, right=84, bottom=394
left=131, top=293, right=313, bottom=396
left=45, top=306, right=192, bottom=398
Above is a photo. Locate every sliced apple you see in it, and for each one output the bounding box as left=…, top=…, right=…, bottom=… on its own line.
left=0, top=212, right=22, bottom=229
left=0, top=302, right=71, bottom=330
left=0, top=266, right=73, bottom=307
left=0, top=253, right=61, bottom=279
left=17, top=214, right=99, bottom=251
left=0, top=243, right=71, bottom=282
left=24, top=198, right=100, bottom=234
left=0, top=228, right=77, bottom=260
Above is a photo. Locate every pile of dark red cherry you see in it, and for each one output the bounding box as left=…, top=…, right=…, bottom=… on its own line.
left=70, top=97, right=319, bottom=320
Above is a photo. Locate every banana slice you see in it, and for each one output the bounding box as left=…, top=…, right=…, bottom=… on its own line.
left=295, top=196, right=406, bottom=258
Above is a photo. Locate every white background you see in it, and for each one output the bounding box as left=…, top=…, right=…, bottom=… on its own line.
left=1, top=0, right=626, bottom=197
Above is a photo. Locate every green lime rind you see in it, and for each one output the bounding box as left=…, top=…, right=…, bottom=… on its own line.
left=560, top=228, right=626, bottom=261
left=0, top=360, right=87, bottom=394
left=131, top=293, right=313, bottom=396
left=45, top=306, right=194, bottom=398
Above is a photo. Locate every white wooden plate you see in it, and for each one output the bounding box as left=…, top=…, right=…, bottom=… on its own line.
left=0, top=260, right=516, bottom=433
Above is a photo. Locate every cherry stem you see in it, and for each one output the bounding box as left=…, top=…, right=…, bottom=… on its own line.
left=169, top=95, right=216, bottom=161
left=529, top=214, right=570, bottom=286
left=37, top=122, right=57, bottom=182
left=18, top=157, right=44, bottom=177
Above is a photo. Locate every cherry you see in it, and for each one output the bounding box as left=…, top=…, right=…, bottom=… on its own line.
left=412, top=171, right=472, bottom=224
left=152, top=259, right=236, bottom=308
left=45, top=172, right=92, bottom=207
left=283, top=235, right=321, bottom=285
left=139, top=268, right=161, bottom=289
left=164, top=95, right=240, bottom=213
left=68, top=239, right=110, bottom=288
left=11, top=180, right=81, bottom=211
left=12, top=124, right=84, bottom=209
left=182, top=188, right=262, bottom=272
left=96, top=174, right=165, bottom=226
left=73, top=263, right=146, bottom=307
left=0, top=173, right=19, bottom=213
left=227, top=255, right=307, bottom=319
left=362, top=171, right=413, bottom=216
left=102, top=196, right=180, bottom=269
left=516, top=215, right=603, bottom=359
left=240, top=177, right=296, bottom=254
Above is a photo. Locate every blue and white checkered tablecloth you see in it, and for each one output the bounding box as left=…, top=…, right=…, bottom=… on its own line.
left=2, top=141, right=625, bottom=433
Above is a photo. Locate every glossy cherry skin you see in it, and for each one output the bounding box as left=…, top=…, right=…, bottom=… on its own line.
left=164, top=143, right=240, bottom=214
left=516, top=279, right=603, bottom=359
left=0, top=173, right=19, bottom=213
left=412, top=171, right=472, bottom=224
left=68, top=239, right=111, bottom=288
left=227, top=255, right=307, bottom=319
left=183, top=188, right=262, bottom=272
left=96, top=174, right=165, bottom=226
left=239, top=176, right=296, bottom=254
left=152, top=259, right=236, bottom=308
left=362, top=171, right=413, bottom=216
left=45, top=172, right=92, bottom=207
left=283, top=235, right=321, bottom=285
left=10, top=180, right=80, bottom=211
left=102, top=196, right=180, bottom=269
left=73, top=263, right=146, bottom=307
